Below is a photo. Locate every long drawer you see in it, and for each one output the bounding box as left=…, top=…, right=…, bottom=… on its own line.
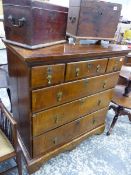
left=32, top=72, right=119, bottom=112
left=33, top=107, right=108, bottom=157
left=33, top=89, right=113, bottom=136
left=65, top=58, right=108, bottom=81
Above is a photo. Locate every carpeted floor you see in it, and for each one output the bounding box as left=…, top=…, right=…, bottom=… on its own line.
left=0, top=88, right=131, bottom=175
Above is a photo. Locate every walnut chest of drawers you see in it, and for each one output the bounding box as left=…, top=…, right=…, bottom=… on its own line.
left=6, top=43, right=131, bottom=173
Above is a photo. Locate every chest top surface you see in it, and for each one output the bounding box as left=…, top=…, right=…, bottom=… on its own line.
left=6, top=43, right=131, bottom=64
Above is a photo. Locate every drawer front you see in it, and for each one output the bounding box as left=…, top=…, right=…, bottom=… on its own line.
left=33, top=108, right=107, bottom=157
left=32, top=72, right=119, bottom=112
left=33, top=89, right=113, bottom=136
left=31, top=64, right=65, bottom=88
left=65, top=58, right=108, bottom=81
left=106, top=57, right=125, bottom=73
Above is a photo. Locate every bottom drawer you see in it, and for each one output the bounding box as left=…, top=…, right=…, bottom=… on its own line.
left=33, top=107, right=108, bottom=157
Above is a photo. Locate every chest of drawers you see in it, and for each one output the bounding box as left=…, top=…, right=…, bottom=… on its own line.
left=6, top=43, right=131, bottom=173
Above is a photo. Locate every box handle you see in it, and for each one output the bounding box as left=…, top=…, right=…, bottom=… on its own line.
left=8, top=15, right=26, bottom=28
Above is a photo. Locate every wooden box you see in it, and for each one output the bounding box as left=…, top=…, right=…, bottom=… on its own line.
left=66, top=0, right=122, bottom=41
left=2, top=0, right=68, bottom=49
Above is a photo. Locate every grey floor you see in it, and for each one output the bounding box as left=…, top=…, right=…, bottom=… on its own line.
left=0, top=38, right=131, bottom=175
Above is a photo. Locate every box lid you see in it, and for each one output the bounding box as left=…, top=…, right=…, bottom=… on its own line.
left=3, top=0, right=68, bottom=12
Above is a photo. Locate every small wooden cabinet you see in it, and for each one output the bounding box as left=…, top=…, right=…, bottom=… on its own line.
left=6, top=43, right=130, bottom=173
left=67, top=0, right=122, bottom=40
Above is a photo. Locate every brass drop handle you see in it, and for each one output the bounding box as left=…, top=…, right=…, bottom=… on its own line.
left=92, top=118, right=96, bottom=125
left=103, top=81, right=107, bottom=88
left=53, top=137, right=58, bottom=145
left=80, top=98, right=86, bottom=105
left=54, top=115, right=59, bottom=124
left=113, top=67, right=117, bottom=71
left=75, top=67, right=80, bottom=77
left=97, top=99, right=102, bottom=106
left=83, top=79, right=89, bottom=86
left=69, top=16, right=76, bottom=24
left=96, top=65, right=101, bottom=72
left=87, top=63, right=93, bottom=71
left=57, top=92, right=63, bottom=102
left=47, top=67, right=52, bottom=85
left=8, top=15, right=26, bottom=28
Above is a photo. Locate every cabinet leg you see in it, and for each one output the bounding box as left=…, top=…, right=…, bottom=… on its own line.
left=107, top=106, right=122, bottom=136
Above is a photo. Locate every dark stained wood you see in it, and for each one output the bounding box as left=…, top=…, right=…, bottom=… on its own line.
left=65, top=58, right=108, bottom=81
left=67, top=0, right=122, bottom=40
left=107, top=85, right=131, bottom=135
left=33, top=108, right=108, bottom=157
left=112, top=85, right=131, bottom=109
left=31, top=64, right=65, bottom=89
left=106, top=57, right=125, bottom=73
left=32, top=89, right=114, bottom=136
left=32, top=72, right=119, bottom=112
left=5, top=44, right=131, bottom=65
left=3, top=1, right=68, bottom=49
left=7, top=49, right=32, bottom=157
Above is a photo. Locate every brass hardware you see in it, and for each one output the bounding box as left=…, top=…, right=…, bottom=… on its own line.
left=87, top=63, right=92, bottom=69
left=103, top=81, right=107, bottom=88
left=84, top=79, right=89, bottom=86
left=97, top=100, right=101, bottom=106
left=8, top=15, right=26, bottom=28
left=93, top=119, right=96, bottom=125
left=75, top=67, right=80, bottom=77
left=96, top=65, right=101, bottom=72
left=69, top=16, right=76, bottom=24
left=57, top=92, right=63, bottom=102
left=76, top=119, right=80, bottom=125
left=113, top=67, right=117, bottom=71
left=47, top=67, right=52, bottom=85
left=53, top=137, right=58, bottom=145
left=80, top=98, right=86, bottom=105
left=54, top=116, right=59, bottom=124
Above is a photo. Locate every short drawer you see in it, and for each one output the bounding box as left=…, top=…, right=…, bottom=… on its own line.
left=32, top=72, right=119, bottom=112
left=106, top=57, right=125, bottom=73
left=65, top=58, right=108, bottom=81
left=32, top=89, right=113, bottom=136
left=33, top=108, right=107, bottom=157
left=31, top=64, right=65, bottom=88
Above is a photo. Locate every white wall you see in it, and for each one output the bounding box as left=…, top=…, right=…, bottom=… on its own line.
left=49, top=0, right=131, bottom=20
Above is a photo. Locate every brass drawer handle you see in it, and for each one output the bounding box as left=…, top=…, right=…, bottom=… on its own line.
left=57, top=92, right=63, bottom=102
left=87, top=63, right=93, bottom=70
left=96, top=65, right=101, bottom=72
left=103, top=81, right=107, bottom=88
left=97, top=100, right=102, bottom=106
left=83, top=79, right=89, bottom=86
left=47, top=67, right=52, bottom=85
left=54, top=115, right=59, bottom=124
left=80, top=98, right=86, bottom=105
left=75, top=67, right=80, bottom=77
left=113, top=67, right=117, bottom=71
left=92, top=119, right=96, bottom=125
left=53, top=137, right=58, bottom=145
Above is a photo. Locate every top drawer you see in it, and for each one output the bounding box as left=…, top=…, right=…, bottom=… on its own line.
left=65, top=58, right=108, bottom=81
left=31, top=64, right=65, bottom=88
left=106, top=57, right=125, bottom=73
